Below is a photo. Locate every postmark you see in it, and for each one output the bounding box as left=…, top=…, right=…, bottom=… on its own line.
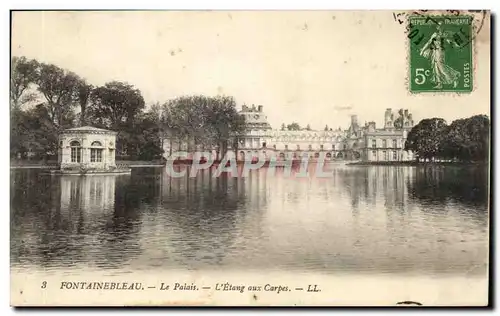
left=407, top=14, right=474, bottom=93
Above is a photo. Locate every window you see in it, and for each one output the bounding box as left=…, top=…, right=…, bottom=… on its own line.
left=90, top=149, right=102, bottom=162
left=262, top=142, right=267, bottom=148
left=273, top=144, right=277, bottom=149
left=371, top=139, right=376, bottom=148
left=90, top=141, right=103, bottom=163
left=382, top=139, right=387, bottom=148
left=393, top=139, right=398, bottom=148
left=372, top=150, right=376, bottom=158
left=296, top=145, right=300, bottom=150
left=285, top=145, right=289, bottom=150
left=383, top=151, right=387, bottom=160
left=308, top=144, right=312, bottom=150
left=332, top=144, right=335, bottom=150
left=70, top=141, right=81, bottom=163
left=393, top=151, right=397, bottom=160
left=320, top=144, right=324, bottom=150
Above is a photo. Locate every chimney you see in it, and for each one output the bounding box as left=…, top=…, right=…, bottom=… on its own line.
left=351, top=115, right=358, bottom=125
left=258, top=105, right=263, bottom=112
left=251, top=104, right=256, bottom=111
left=385, top=108, right=392, bottom=116
left=404, top=109, right=409, bottom=117
left=242, top=104, right=248, bottom=111
left=368, top=121, right=376, bottom=132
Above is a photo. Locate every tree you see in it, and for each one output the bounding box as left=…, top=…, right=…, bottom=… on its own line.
left=443, top=115, right=490, bottom=162
left=88, top=81, right=145, bottom=130
left=11, top=104, right=59, bottom=159
left=88, top=81, right=145, bottom=156
left=127, top=108, right=165, bottom=160
left=305, top=124, right=311, bottom=131
left=405, top=118, right=448, bottom=161
left=10, top=56, right=39, bottom=110
left=77, top=82, right=93, bottom=126
left=36, top=63, right=83, bottom=129
left=286, top=122, right=301, bottom=131
left=161, top=95, right=246, bottom=160
left=204, top=95, right=246, bottom=160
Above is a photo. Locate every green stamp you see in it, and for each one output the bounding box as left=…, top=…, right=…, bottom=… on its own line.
left=408, top=15, right=473, bottom=93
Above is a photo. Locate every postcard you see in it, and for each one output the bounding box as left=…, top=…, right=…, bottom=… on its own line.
left=10, top=10, right=491, bottom=306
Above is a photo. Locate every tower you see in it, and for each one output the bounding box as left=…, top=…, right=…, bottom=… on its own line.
left=384, top=108, right=393, bottom=129
left=351, top=115, right=358, bottom=126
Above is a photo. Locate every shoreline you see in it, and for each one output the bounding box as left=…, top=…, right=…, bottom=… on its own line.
left=11, top=160, right=489, bottom=169
left=10, top=163, right=165, bottom=170
left=347, top=161, right=489, bottom=167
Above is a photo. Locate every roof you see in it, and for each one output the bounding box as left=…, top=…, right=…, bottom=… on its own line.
left=365, top=130, right=405, bottom=136
left=63, top=126, right=117, bottom=134
left=65, top=126, right=109, bottom=131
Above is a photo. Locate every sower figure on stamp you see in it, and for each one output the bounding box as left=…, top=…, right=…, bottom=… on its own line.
left=419, top=24, right=461, bottom=89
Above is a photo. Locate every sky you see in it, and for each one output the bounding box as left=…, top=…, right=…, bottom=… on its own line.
left=11, top=10, right=491, bottom=130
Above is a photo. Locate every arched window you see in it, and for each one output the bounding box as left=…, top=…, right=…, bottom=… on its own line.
left=90, top=140, right=103, bottom=162
left=393, top=139, right=398, bottom=148
left=70, top=140, right=82, bottom=163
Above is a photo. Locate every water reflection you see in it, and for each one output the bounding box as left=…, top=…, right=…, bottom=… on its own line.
left=10, top=165, right=489, bottom=276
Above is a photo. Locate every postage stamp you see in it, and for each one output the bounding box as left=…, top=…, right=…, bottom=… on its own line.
left=408, top=15, right=473, bottom=93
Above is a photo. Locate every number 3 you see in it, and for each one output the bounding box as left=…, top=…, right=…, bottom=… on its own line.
left=415, top=68, right=426, bottom=85
left=41, top=281, right=47, bottom=289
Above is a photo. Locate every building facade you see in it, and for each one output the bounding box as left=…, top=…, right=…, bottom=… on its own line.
left=362, top=109, right=415, bottom=162
left=162, top=105, right=416, bottom=162
left=58, top=126, right=117, bottom=170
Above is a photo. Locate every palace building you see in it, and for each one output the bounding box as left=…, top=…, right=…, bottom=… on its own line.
left=362, top=109, right=415, bottom=162
left=162, top=105, right=416, bottom=162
